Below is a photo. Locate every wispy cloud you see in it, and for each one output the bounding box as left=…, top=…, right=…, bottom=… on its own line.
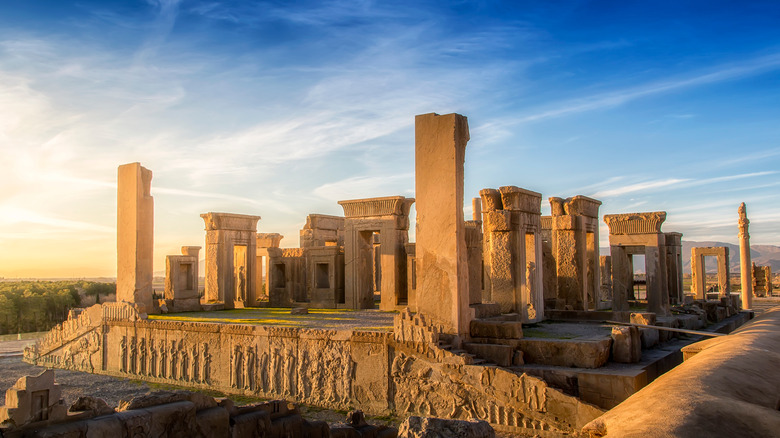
left=592, top=178, right=689, bottom=198
left=517, top=52, right=780, bottom=124
left=313, top=173, right=414, bottom=201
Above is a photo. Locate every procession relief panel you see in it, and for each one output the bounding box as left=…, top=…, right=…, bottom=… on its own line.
left=25, top=306, right=601, bottom=435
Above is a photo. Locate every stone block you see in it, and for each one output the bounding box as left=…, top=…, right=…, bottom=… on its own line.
left=463, top=343, right=514, bottom=367
left=483, top=210, right=512, bottom=232
left=518, top=338, right=611, bottom=368
left=231, top=409, right=271, bottom=437
left=196, top=407, right=230, bottom=438
left=398, top=416, right=495, bottom=438
left=638, top=327, right=659, bottom=349
left=611, top=326, right=641, bottom=363
left=469, top=320, right=523, bottom=339
left=630, top=312, right=656, bottom=326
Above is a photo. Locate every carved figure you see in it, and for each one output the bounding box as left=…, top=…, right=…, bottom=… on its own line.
left=169, top=340, right=178, bottom=380
left=119, top=336, right=127, bottom=373
left=138, top=338, right=146, bottom=376
left=201, top=343, right=210, bottom=383
left=180, top=347, right=189, bottom=381
left=129, top=336, right=138, bottom=374
left=149, top=339, right=157, bottom=377
left=191, top=345, right=199, bottom=383
left=237, top=265, right=246, bottom=301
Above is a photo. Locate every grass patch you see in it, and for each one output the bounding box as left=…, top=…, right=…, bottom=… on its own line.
left=522, top=328, right=577, bottom=339
left=0, top=332, right=47, bottom=342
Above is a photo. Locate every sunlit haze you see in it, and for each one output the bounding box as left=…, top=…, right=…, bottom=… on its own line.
left=1, top=0, right=779, bottom=278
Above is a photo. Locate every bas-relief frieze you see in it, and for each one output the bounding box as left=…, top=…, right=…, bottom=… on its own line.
left=24, top=303, right=600, bottom=435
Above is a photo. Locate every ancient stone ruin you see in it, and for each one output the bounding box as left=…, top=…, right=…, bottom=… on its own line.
left=21, top=111, right=770, bottom=437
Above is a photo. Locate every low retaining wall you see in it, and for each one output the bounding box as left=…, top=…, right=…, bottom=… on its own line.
left=582, top=306, right=780, bottom=437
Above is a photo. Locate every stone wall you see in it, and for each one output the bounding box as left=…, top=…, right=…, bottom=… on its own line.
left=25, top=305, right=603, bottom=435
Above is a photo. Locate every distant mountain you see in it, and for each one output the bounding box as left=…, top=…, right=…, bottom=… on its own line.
left=601, top=241, right=780, bottom=274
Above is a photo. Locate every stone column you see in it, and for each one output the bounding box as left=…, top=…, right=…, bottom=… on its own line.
left=483, top=208, right=514, bottom=312
left=610, top=246, right=630, bottom=312
left=738, top=203, right=753, bottom=309
left=472, top=197, right=482, bottom=222
left=117, top=162, right=154, bottom=313
left=645, top=238, right=669, bottom=315
left=599, top=255, right=612, bottom=303
left=414, top=112, right=472, bottom=336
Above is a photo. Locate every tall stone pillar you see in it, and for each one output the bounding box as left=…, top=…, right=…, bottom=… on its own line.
left=738, top=203, right=753, bottom=309
left=117, top=162, right=154, bottom=314
left=465, top=220, right=483, bottom=306
left=472, top=197, right=482, bottom=222
left=414, top=112, right=472, bottom=336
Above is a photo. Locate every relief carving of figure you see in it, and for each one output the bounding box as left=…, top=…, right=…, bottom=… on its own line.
left=169, top=340, right=178, bottom=380
left=159, top=341, right=167, bottom=379
left=231, top=345, right=243, bottom=388
left=180, top=347, right=189, bottom=382
left=138, top=338, right=146, bottom=376
left=149, top=339, right=157, bottom=378
left=119, top=336, right=127, bottom=373
left=129, top=336, right=137, bottom=374
left=201, top=343, right=210, bottom=384
left=245, top=347, right=256, bottom=390
left=236, top=265, right=246, bottom=301
left=191, top=346, right=199, bottom=383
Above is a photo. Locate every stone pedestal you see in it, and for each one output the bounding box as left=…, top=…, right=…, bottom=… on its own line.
left=414, top=112, right=472, bottom=336
left=117, top=162, right=154, bottom=314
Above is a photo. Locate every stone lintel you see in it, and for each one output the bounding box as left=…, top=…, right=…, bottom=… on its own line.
left=691, top=246, right=729, bottom=257
left=201, top=212, right=261, bottom=231
left=498, top=186, right=542, bottom=213
left=338, top=196, right=414, bottom=218
left=256, top=233, right=284, bottom=248
left=604, top=212, right=666, bottom=235
left=304, top=214, right=344, bottom=230
left=181, top=246, right=201, bottom=257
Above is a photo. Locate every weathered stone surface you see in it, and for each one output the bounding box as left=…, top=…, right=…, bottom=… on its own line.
left=690, top=246, right=730, bottom=299
left=518, top=338, right=611, bottom=369
left=414, top=112, right=472, bottom=336
left=0, top=369, right=68, bottom=427
left=398, top=416, right=495, bottom=438
left=69, top=396, right=114, bottom=416
left=118, top=390, right=217, bottom=411
left=469, top=320, right=523, bottom=339
left=117, top=162, right=154, bottom=313
left=463, top=343, right=513, bottom=367
left=611, top=326, right=641, bottom=363
left=582, top=307, right=780, bottom=437
left=291, top=307, right=309, bottom=315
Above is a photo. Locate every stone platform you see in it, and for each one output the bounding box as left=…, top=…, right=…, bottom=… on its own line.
left=149, top=307, right=396, bottom=331
left=510, top=311, right=752, bottom=409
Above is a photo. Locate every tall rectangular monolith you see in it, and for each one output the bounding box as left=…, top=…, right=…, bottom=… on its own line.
left=117, top=162, right=154, bottom=313
left=414, top=113, right=473, bottom=336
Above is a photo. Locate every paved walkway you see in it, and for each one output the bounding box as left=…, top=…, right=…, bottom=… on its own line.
left=0, top=339, right=36, bottom=357
left=752, top=297, right=780, bottom=316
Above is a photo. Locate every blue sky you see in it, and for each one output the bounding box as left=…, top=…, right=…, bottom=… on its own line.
left=1, top=0, right=779, bottom=277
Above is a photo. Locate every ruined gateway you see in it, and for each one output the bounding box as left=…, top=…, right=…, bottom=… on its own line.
left=21, top=112, right=765, bottom=436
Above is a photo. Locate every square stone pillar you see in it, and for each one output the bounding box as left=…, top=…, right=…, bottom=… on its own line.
left=117, top=162, right=154, bottom=314
left=465, top=220, right=483, bottom=306
left=201, top=213, right=261, bottom=309
left=665, top=232, right=683, bottom=304
left=610, top=246, right=630, bottom=312
left=414, top=112, right=473, bottom=336
left=482, top=208, right=514, bottom=312
left=644, top=237, right=669, bottom=315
